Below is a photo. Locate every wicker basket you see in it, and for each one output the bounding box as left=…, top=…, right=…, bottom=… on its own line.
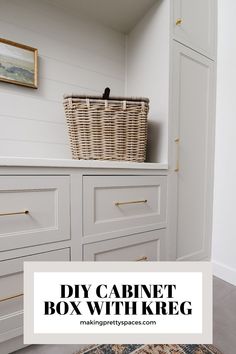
left=63, top=94, right=149, bottom=162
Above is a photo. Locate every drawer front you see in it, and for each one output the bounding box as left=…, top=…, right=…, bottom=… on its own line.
left=83, top=230, right=165, bottom=261
left=83, top=176, right=167, bottom=237
left=0, top=176, right=70, bottom=252
left=0, top=248, right=70, bottom=343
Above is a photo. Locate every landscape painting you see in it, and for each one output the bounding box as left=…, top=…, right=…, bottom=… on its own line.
left=0, top=38, right=38, bottom=88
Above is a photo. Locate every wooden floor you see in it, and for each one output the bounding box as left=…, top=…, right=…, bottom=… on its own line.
left=11, top=277, right=236, bottom=354
left=213, top=276, right=236, bottom=354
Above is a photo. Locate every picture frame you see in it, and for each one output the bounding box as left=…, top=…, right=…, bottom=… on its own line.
left=0, top=37, right=38, bottom=89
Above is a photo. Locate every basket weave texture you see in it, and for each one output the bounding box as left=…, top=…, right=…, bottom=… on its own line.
left=63, top=95, right=149, bottom=162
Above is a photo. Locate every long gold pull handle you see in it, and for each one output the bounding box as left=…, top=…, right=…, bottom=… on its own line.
left=0, top=293, right=23, bottom=303
left=115, top=200, right=147, bottom=207
left=136, top=256, right=148, bottom=262
left=0, top=210, right=29, bottom=217
left=175, top=138, right=180, bottom=172
left=176, top=18, right=183, bottom=26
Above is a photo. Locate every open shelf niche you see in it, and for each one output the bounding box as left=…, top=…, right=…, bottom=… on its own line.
left=48, top=0, right=170, bottom=163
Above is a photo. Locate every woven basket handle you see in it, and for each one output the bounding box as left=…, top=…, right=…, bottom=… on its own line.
left=102, top=87, right=110, bottom=100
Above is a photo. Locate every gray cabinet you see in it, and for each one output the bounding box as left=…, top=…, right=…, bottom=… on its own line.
left=172, top=0, right=217, bottom=59
left=170, top=42, right=216, bottom=261
left=0, top=164, right=168, bottom=352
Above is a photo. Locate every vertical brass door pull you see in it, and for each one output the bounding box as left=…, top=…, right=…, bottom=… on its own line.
left=175, top=138, right=180, bottom=172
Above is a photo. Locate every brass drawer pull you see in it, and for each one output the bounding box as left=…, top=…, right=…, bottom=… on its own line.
left=176, top=18, right=183, bottom=26
left=0, top=293, right=23, bottom=303
left=136, top=256, right=148, bottom=262
left=115, top=200, right=147, bottom=206
left=0, top=210, right=29, bottom=217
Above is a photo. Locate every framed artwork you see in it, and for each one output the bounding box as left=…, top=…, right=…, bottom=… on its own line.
left=0, top=37, right=38, bottom=88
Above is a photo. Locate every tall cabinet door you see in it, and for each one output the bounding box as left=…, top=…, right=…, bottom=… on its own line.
left=170, top=41, right=216, bottom=261
left=172, top=0, right=217, bottom=59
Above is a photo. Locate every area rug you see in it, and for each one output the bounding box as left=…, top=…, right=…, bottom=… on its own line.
left=77, top=344, right=223, bottom=354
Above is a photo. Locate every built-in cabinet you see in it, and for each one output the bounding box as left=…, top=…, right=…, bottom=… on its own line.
left=0, top=161, right=167, bottom=353
left=169, top=0, right=217, bottom=261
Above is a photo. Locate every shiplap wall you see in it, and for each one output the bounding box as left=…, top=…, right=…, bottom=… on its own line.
left=0, top=0, right=126, bottom=158
left=126, top=0, right=170, bottom=163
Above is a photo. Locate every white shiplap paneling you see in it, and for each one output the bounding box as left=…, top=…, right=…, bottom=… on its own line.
left=0, top=0, right=126, bottom=158
left=0, top=92, right=64, bottom=123
left=0, top=140, right=71, bottom=158
left=0, top=116, right=67, bottom=145
left=126, top=0, right=170, bottom=163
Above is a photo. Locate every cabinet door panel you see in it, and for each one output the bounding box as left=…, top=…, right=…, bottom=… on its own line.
left=173, top=0, right=217, bottom=59
left=171, top=42, right=216, bottom=260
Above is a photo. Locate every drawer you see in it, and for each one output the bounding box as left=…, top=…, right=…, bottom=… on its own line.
left=0, top=176, right=70, bottom=252
left=83, top=229, right=165, bottom=261
left=0, top=247, right=70, bottom=343
left=83, top=176, right=167, bottom=238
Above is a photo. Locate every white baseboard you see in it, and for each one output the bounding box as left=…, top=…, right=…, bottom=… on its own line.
left=213, top=261, right=236, bottom=286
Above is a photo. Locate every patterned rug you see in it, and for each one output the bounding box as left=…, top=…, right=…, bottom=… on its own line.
left=77, top=344, right=223, bottom=354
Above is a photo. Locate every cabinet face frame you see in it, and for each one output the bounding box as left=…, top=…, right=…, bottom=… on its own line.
left=168, top=41, right=216, bottom=261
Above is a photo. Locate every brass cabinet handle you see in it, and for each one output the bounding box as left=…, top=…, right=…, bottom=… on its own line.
left=0, top=293, right=23, bottom=303
left=136, top=256, right=148, bottom=262
left=115, top=200, right=147, bottom=206
left=176, top=18, right=183, bottom=26
left=174, top=138, right=180, bottom=172
left=0, top=210, right=29, bottom=217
